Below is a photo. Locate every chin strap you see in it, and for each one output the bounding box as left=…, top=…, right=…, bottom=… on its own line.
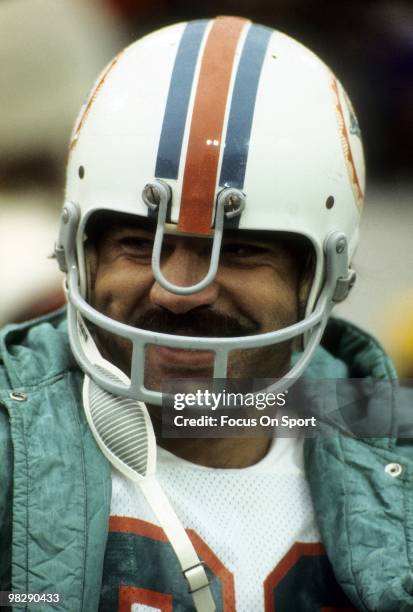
left=140, top=476, right=215, bottom=610
left=80, top=319, right=215, bottom=611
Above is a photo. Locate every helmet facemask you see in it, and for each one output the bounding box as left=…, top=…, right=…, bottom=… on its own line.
left=57, top=190, right=353, bottom=406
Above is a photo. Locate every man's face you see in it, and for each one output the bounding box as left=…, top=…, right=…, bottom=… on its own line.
left=89, top=216, right=307, bottom=391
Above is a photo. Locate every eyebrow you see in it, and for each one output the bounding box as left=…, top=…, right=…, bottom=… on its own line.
left=87, top=211, right=307, bottom=253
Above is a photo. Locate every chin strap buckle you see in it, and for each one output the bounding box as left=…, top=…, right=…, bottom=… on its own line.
left=183, top=561, right=211, bottom=594
left=324, top=232, right=356, bottom=304
left=183, top=561, right=215, bottom=610
left=333, top=269, right=356, bottom=302
left=54, top=243, right=67, bottom=272
left=55, top=200, right=81, bottom=273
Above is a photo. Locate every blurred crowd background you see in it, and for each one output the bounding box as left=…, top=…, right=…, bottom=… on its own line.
left=0, top=0, right=412, bottom=377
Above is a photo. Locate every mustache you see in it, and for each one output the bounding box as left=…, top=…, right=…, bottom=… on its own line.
left=131, top=307, right=259, bottom=338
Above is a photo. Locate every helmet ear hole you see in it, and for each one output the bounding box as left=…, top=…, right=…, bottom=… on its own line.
left=84, top=240, right=98, bottom=302
left=293, top=243, right=317, bottom=352
left=298, top=248, right=317, bottom=318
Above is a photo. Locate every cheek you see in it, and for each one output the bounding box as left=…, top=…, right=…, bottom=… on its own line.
left=219, top=265, right=299, bottom=329
left=92, top=261, right=153, bottom=320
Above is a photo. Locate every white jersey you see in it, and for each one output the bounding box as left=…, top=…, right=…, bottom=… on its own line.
left=102, top=436, right=327, bottom=611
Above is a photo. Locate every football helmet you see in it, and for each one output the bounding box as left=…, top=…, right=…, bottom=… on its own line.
left=56, top=16, right=365, bottom=404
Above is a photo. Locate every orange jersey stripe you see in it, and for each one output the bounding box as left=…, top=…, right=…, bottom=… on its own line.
left=178, top=16, right=248, bottom=235
left=119, top=586, right=172, bottom=612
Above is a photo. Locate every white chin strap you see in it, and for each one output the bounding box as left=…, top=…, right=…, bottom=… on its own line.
left=81, top=326, right=215, bottom=612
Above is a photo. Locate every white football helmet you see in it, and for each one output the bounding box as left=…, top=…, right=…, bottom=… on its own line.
left=56, top=16, right=365, bottom=405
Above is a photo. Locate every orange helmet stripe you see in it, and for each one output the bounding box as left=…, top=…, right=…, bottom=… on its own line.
left=177, top=16, right=249, bottom=235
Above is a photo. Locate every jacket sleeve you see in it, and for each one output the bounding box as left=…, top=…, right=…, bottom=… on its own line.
left=0, top=403, right=12, bottom=591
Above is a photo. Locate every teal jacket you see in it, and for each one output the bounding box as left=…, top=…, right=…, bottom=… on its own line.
left=0, top=310, right=413, bottom=611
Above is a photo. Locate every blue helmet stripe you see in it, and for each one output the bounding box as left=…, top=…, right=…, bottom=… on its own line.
left=155, top=20, right=208, bottom=180
left=219, top=24, right=272, bottom=189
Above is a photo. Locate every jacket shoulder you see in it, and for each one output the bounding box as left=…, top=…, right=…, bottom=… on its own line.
left=0, top=308, right=75, bottom=390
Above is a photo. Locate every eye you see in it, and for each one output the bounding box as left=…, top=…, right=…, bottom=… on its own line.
left=118, top=236, right=153, bottom=256
left=221, top=241, right=269, bottom=258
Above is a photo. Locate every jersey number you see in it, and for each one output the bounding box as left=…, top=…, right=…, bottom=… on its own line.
left=100, top=517, right=356, bottom=611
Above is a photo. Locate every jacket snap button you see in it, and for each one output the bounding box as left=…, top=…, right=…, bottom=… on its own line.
left=9, top=391, right=27, bottom=402
left=385, top=463, right=402, bottom=478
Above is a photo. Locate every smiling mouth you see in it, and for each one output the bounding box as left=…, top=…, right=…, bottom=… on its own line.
left=150, top=345, right=215, bottom=368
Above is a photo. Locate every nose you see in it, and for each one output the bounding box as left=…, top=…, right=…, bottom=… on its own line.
left=149, top=241, right=219, bottom=314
